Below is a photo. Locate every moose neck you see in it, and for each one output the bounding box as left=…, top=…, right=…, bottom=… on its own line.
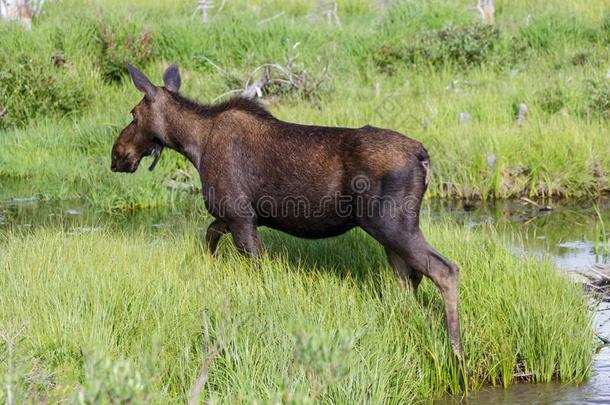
left=158, top=93, right=274, bottom=171
left=161, top=104, right=215, bottom=171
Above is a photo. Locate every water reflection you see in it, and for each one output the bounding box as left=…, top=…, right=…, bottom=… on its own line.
left=422, top=198, right=610, bottom=272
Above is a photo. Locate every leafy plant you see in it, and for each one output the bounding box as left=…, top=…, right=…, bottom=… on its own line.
left=371, top=43, right=405, bottom=74
left=585, top=78, right=610, bottom=119
left=409, top=24, right=501, bottom=68
left=0, top=54, right=91, bottom=129
left=75, top=355, right=149, bottom=404
left=374, top=24, right=503, bottom=72
left=95, top=19, right=155, bottom=82
left=536, top=83, right=570, bottom=115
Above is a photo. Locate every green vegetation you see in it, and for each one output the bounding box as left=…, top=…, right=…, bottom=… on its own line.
left=0, top=0, right=605, bottom=402
left=0, top=0, right=609, bottom=209
left=0, top=218, right=594, bottom=403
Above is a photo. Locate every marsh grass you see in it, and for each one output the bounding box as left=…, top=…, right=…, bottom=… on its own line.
left=0, top=1, right=603, bottom=402
left=0, top=217, right=594, bottom=403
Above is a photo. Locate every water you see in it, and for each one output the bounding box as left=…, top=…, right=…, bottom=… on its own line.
left=1, top=183, right=610, bottom=404
left=423, top=198, right=610, bottom=274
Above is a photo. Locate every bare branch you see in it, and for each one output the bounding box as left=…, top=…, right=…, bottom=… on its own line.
left=319, top=0, right=340, bottom=26
left=470, top=0, right=495, bottom=24
left=515, top=103, right=528, bottom=126
left=213, top=42, right=327, bottom=103
left=242, top=66, right=271, bottom=99
left=0, top=325, right=28, bottom=405
left=187, top=310, right=236, bottom=405
left=257, top=11, right=285, bottom=26
left=193, top=0, right=214, bottom=24
left=0, top=0, right=32, bottom=29
left=199, top=55, right=225, bottom=73
left=211, top=89, right=243, bottom=104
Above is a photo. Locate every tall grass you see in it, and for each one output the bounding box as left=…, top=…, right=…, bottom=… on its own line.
left=0, top=217, right=594, bottom=402
left=0, top=2, right=601, bottom=402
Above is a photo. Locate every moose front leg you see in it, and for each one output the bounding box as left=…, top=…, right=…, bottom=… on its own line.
left=206, top=219, right=229, bottom=254
left=228, top=219, right=261, bottom=257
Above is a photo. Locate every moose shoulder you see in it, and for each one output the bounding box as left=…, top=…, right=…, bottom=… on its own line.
left=111, top=64, right=463, bottom=358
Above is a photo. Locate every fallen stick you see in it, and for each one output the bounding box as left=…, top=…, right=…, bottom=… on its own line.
left=257, top=11, right=285, bottom=25
left=596, top=333, right=610, bottom=345
left=589, top=267, right=610, bottom=282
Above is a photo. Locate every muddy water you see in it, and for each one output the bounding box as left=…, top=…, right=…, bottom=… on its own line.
left=1, top=183, right=609, bottom=404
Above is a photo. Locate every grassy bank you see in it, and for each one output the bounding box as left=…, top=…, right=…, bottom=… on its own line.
left=0, top=0, right=609, bottom=210
left=0, top=217, right=594, bottom=403
left=0, top=2, right=602, bottom=402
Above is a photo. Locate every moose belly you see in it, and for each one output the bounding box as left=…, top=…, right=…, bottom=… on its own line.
left=257, top=215, right=356, bottom=239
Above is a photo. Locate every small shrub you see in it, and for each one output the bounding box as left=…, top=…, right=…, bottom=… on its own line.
left=75, top=355, right=149, bottom=404
left=0, top=54, right=91, bottom=129
left=95, top=19, right=155, bottom=82
left=536, top=84, right=570, bottom=115
left=275, top=332, right=354, bottom=403
left=373, top=24, right=502, bottom=72
left=585, top=78, right=610, bottom=119
left=406, top=24, right=501, bottom=69
left=570, top=51, right=590, bottom=66
left=371, top=43, right=404, bottom=74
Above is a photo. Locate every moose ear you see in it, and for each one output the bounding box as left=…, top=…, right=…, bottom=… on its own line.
left=127, top=64, right=157, bottom=101
left=163, top=64, right=181, bottom=93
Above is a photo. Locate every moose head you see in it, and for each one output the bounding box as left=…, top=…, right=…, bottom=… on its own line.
left=110, top=64, right=182, bottom=173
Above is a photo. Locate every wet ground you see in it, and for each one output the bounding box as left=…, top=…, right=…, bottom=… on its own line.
left=1, top=182, right=609, bottom=404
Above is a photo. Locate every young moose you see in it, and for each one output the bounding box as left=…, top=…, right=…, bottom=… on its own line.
left=111, top=65, right=463, bottom=357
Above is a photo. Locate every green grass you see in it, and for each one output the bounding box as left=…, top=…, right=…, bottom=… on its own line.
left=0, top=0, right=609, bottom=209
left=0, top=217, right=594, bottom=403
left=0, top=1, right=602, bottom=402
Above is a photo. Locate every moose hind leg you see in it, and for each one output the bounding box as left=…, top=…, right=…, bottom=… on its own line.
left=385, top=247, right=423, bottom=293
left=396, top=231, right=462, bottom=358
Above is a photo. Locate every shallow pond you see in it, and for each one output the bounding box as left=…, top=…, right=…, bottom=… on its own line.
left=1, top=182, right=609, bottom=404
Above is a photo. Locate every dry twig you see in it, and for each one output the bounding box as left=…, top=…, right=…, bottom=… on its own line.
left=320, top=0, right=340, bottom=26
left=213, top=42, right=327, bottom=103
left=257, top=11, right=285, bottom=26
left=187, top=310, right=236, bottom=405
left=469, top=0, right=495, bottom=24
left=193, top=0, right=225, bottom=24
left=1, top=325, right=28, bottom=405
left=515, top=103, right=528, bottom=126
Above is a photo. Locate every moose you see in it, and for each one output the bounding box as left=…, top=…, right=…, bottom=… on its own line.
left=111, top=65, right=462, bottom=357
